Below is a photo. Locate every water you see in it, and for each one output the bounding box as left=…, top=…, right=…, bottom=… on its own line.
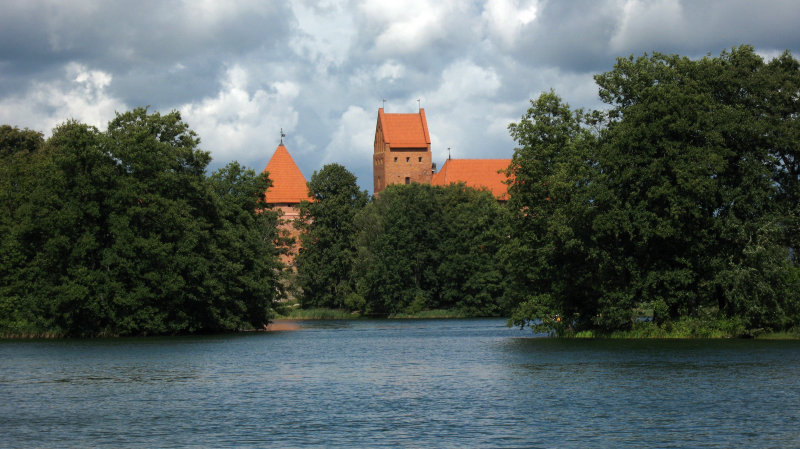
left=1, top=319, right=799, bottom=448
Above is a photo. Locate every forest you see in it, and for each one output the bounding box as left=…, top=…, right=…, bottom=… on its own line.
left=1, top=46, right=798, bottom=337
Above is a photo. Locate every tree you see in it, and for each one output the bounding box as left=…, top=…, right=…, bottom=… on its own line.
left=354, top=183, right=445, bottom=315
left=503, top=91, right=602, bottom=333
left=206, top=162, right=282, bottom=331
left=0, top=108, right=283, bottom=336
left=436, top=184, right=508, bottom=316
left=507, top=47, right=800, bottom=334
left=353, top=183, right=508, bottom=316
left=295, top=163, right=368, bottom=309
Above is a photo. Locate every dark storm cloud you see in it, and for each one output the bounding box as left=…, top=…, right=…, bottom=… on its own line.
left=512, top=0, right=620, bottom=73
left=0, top=1, right=295, bottom=107
left=2, top=0, right=800, bottom=193
left=511, top=0, right=800, bottom=75
left=675, top=0, right=800, bottom=54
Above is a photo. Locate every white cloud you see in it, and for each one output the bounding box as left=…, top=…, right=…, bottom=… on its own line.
left=2, top=0, right=799, bottom=194
left=434, top=60, right=501, bottom=103
left=411, top=60, right=514, bottom=163
left=322, top=105, right=374, bottom=171
left=375, top=60, right=406, bottom=81
left=0, top=62, right=126, bottom=135
left=290, top=0, right=356, bottom=70
left=357, top=0, right=456, bottom=55
left=179, top=65, right=300, bottom=168
left=482, top=0, right=539, bottom=46
left=610, top=0, right=688, bottom=53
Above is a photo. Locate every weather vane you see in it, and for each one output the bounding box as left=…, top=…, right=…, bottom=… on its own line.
left=382, top=98, right=386, bottom=110
left=417, top=98, right=421, bottom=110
left=448, top=147, right=451, bottom=160
left=280, top=128, right=285, bottom=145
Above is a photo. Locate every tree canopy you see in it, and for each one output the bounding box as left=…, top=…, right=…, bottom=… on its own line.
left=506, top=46, right=800, bottom=335
left=353, top=183, right=508, bottom=316
left=295, top=163, right=368, bottom=309
left=0, top=109, right=282, bottom=337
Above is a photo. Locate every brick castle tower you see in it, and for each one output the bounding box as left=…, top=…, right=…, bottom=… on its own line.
left=373, top=108, right=433, bottom=194
left=263, top=139, right=312, bottom=266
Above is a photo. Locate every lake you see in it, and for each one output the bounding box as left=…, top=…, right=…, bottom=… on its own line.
left=1, top=318, right=799, bottom=448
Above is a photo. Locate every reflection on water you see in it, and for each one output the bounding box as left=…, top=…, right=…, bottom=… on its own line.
left=2, top=319, right=799, bottom=448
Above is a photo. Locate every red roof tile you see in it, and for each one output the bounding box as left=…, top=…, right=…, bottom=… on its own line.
left=432, top=159, right=512, bottom=200
left=263, top=144, right=312, bottom=204
left=378, top=108, right=430, bottom=148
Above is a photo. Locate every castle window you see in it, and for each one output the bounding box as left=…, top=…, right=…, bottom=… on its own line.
left=394, top=157, right=397, bottom=162
left=418, top=157, right=422, bottom=162
left=405, top=177, right=410, bottom=184
left=406, top=157, right=410, bottom=162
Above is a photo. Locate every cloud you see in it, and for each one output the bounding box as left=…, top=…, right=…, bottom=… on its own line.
left=0, top=62, right=126, bottom=134
left=179, top=65, right=300, bottom=170
left=610, top=0, right=688, bottom=53
left=482, top=0, right=539, bottom=46
left=290, top=0, right=356, bottom=71
left=413, top=60, right=515, bottom=163
left=322, top=106, right=375, bottom=180
left=1, top=0, right=800, bottom=194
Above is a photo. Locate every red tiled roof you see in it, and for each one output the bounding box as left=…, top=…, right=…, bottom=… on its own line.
left=263, top=144, right=312, bottom=204
left=432, top=159, right=512, bottom=200
left=378, top=108, right=430, bottom=148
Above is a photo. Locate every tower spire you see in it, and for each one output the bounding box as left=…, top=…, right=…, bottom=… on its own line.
left=280, top=128, right=285, bottom=145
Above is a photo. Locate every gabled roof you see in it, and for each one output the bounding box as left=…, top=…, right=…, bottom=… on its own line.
left=263, top=144, right=312, bottom=204
left=378, top=108, right=430, bottom=148
left=432, top=159, right=512, bottom=200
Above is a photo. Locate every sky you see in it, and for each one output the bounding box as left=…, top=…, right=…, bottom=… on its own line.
left=2, top=0, right=799, bottom=193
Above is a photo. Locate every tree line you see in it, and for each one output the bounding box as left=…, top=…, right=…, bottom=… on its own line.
left=1, top=109, right=282, bottom=337
left=295, top=172, right=508, bottom=317
left=2, top=46, right=798, bottom=337
left=296, top=46, right=800, bottom=335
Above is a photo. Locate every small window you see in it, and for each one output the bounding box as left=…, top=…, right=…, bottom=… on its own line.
left=405, top=177, right=410, bottom=185
left=394, top=157, right=398, bottom=162
left=418, top=157, right=422, bottom=162
left=406, top=157, right=410, bottom=162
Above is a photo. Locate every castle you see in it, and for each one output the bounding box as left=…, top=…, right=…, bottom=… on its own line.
left=263, top=108, right=511, bottom=263
left=372, top=107, right=511, bottom=198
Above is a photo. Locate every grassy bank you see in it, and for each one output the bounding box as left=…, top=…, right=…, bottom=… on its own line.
left=564, top=317, right=800, bottom=339
left=388, top=309, right=470, bottom=319
left=275, top=307, right=359, bottom=320
left=273, top=306, right=474, bottom=320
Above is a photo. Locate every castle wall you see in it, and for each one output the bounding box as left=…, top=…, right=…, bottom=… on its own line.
left=273, top=203, right=303, bottom=267
left=380, top=149, right=432, bottom=187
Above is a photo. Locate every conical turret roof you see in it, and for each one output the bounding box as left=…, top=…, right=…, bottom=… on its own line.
left=263, top=144, right=312, bottom=204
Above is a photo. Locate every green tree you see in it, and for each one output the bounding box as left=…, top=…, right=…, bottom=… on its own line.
left=353, top=183, right=507, bottom=316
left=436, top=184, right=508, bottom=316
left=206, top=162, right=282, bottom=331
left=0, top=108, right=282, bottom=336
left=354, top=183, right=444, bottom=315
left=507, top=47, right=800, bottom=334
left=503, top=92, right=601, bottom=333
left=295, top=163, right=368, bottom=309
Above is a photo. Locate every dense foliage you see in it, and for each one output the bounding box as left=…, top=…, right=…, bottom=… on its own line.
left=295, top=163, right=369, bottom=309
left=3, top=46, right=797, bottom=337
left=353, top=183, right=508, bottom=316
left=0, top=109, right=282, bottom=337
left=506, top=46, right=800, bottom=335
